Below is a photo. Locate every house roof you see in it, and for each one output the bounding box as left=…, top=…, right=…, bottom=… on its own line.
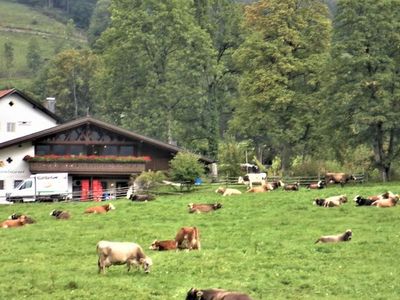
left=0, top=116, right=214, bottom=163
left=0, top=88, right=62, bottom=123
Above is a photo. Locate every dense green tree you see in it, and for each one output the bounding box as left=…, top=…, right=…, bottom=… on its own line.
left=26, top=38, right=42, bottom=74
left=87, top=0, right=111, bottom=47
left=231, top=0, right=331, bottom=171
left=3, top=41, right=15, bottom=78
left=192, top=0, right=244, bottom=159
left=93, top=0, right=214, bottom=147
left=34, top=49, right=97, bottom=120
left=328, top=0, right=400, bottom=181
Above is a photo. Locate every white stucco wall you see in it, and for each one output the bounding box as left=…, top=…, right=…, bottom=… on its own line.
left=0, top=143, right=34, bottom=199
left=0, top=93, right=58, bottom=143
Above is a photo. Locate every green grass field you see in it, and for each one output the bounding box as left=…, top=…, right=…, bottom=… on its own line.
left=1, top=182, right=400, bottom=300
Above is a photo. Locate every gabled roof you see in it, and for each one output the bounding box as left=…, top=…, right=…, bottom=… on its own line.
left=0, top=88, right=62, bottom=123
left=0, top=116, right=214, bottom=163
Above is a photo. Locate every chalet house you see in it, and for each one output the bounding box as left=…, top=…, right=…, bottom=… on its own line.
left=0, top=116, right=214, bottom=200
left=0, top=89, right=61, bottom=200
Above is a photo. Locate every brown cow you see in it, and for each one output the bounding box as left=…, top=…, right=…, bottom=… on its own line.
left=1, top=215, right=29, bottom=228
left=281, top=181, right=300, bottom=191
left=315, top=229, right=352, bottom=243
left=325, top=173, right=355, bottom=187
left=246, top=184, right=269, bottom=193
left=8, top=213, right=36, bottom=224
left=306, top=180, right=326, bottom=189
left=50, top=209, right=71, bottom=219
left=188, top=203, right=222, bottom=213
left=175, top=227, right=201, bottom=250
left=84, top=203, right=115, bottom=214
left=186, top=288, right=253, bottom=300
left=149, top=240, right=177, bottom=251
left=368, top=191, right=395, bottom=201
left=371, top=195, right=398, bottom=207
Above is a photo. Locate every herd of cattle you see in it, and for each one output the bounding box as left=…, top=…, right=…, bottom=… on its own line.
left=0, top=171, right=397, bottom=300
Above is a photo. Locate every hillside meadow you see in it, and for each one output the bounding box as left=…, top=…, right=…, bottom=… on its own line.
left=0, top=182, right=400, bottom=300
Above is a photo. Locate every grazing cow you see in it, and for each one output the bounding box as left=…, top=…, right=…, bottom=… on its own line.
left=215, top=187, right=242, bottom=196
left=325, top=173, right=355, bottom=187
left=84, top=203, right=115, bottom=214
left=322, top=195, right=348, bottom=207
left=371, top=195, right=398, bottom=208
left=315, top=229, right=352, bottom=244
left=8, top=213, right=35, bottom=224
left=238, top=173, right=267, bottom=189
left=281, top=181, right=300, bottom=191
left=306, top=180, right=326, bottom=189
left=353, top=195, right=376, bottom=206
left=188, top=203, right=222, bottom=213
left=149, top=240, right=177, bottom=251
left=186, top=288, right=253, bottom=300
left=50, top=209, right=71, bottom=219
left=175, top=227, right=201, bottom=250
left=96, top=241, right=152, bottom=274
left=130, top=194, right=155, bottom=201
left=1, top=215, right=29, bottom=228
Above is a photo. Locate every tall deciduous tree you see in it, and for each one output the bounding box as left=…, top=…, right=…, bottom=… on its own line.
left=93, top=0, right=214, bottom=147
left=34, top=49, right=97, bottom=120
left=3, top=41, right=15, bottom=77
left=26, top=38, right=42, bottom=74
left=231, top=0, right=331, bottom=171
left=328, top=0, right=400, bottom=181
left=192, top=0, right=243, bottom=159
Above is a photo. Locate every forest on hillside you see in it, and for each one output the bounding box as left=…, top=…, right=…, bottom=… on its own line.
left=1, top=0, right=399, bottom=182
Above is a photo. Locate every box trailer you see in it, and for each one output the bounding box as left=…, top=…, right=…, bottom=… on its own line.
left=6, top=173, right=72, bottom=202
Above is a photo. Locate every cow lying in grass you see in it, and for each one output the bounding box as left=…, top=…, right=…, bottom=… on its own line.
left=353, top=195, right=376, bottom=206
left=188, top=203, right=222, bottom=213
left=130, top=194, right=155, bottom=201
left=149, top=240, right=177, bottom=251
left=1, top=215, right=30, bottom=228
left=97, top=241, right=152, bottom=274
left=314, top=195, right=347, bottom=207
left=186, top=288, right=253, bottom=300
left=215, top=187, right=242, bottom=196
left=50, top=209, right=71, bottom=219
left=371, top=194, right=399, bottom=207
left=84, top=203, right=115, bottom=214
left=306, top=180, right=326, bottom=189
left=281, top=181, right=300, bottom=191
left=8, top=213, right=35, bottom=224
left=315, top=229, right=352, bottom=243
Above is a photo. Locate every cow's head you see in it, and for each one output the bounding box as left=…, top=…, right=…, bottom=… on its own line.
left=106, top=204, right=116, bottom=211
left=140, top=256, right=153, bottom=273
left=215, top=187, right=225, bottom=194
left=340, top=195, right=348, bottom=203
left=186, top=288, right=203, bottom=300
left=343, top=229, right=352, bottom=241
left=8, top=213, right=22, bottom=220
left=213, top=203, right=222, bottom=210
left=149, top=240, right=160, bottom=250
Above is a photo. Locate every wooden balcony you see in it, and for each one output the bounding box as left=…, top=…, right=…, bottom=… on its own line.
left=28, top=161, right=146, bottom=175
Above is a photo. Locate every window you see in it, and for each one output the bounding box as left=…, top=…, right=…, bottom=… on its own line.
left=19, top=180, right=32, bottom=190
left=120, top=145, right=134, bottom=156
left=53, top=145, right=67, bottom=155
left=0, top=180, right=4, bottom=190
left=102, top=145, right=118, bottom=156
left=70, top=145, right=85, bottom=155
left=36, top=145, right=51, bottom=155
left=7, top=122, right=16, bottom=132
left=14, top=180, right=23, bottom=188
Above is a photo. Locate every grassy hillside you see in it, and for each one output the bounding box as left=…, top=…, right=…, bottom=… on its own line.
left=0, top=0, right=87, bottom=90
left=0, top=182, right=400, bottom=299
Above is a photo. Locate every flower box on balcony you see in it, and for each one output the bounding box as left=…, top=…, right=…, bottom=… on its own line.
left=25, top=155, right=150, bottom=175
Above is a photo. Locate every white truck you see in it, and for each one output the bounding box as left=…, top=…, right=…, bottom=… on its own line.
left=6, top=173, right=72, bottom=203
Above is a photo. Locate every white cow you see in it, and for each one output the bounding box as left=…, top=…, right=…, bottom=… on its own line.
left=238, top=173, right=267, bottom=189
left=97, top=241, right=153, bottom=274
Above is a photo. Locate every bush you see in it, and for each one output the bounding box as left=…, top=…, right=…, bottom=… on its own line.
left=170, top=152, right=204, bottom=183
left=134, top=170, right=166, bottom=191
